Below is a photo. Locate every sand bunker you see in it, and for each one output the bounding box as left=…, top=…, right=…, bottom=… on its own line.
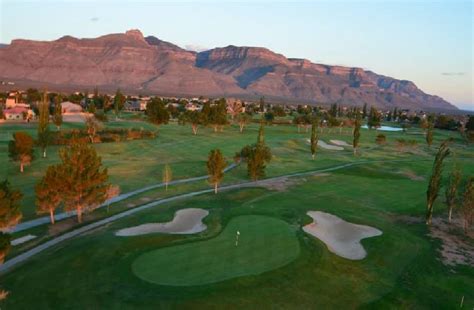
left=306, top=139, right=343, bottom=150
left=329, top=140, right=351, bottom=147
left=303, top=211, right=382, bottom=260
left=116, top=208, right=209, bottom=236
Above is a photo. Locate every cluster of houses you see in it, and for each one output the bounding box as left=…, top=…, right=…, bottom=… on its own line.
left=0, top=91, right=85, bottom=122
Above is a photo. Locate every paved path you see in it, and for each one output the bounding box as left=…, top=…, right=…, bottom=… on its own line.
left=0, top=159, right=424, bottom=274
left=9, top=163, right=239, bottom=233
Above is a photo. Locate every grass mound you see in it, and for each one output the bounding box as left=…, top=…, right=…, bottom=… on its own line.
left=132, top=215, right=300, bottom=286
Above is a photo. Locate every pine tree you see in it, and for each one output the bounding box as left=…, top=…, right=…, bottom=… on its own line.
left=310, top=118, right=319, bottom=160
left=207, top=149, right=226, bottom=194
left=58, top=141, right=109, bottom=222
left=35, top=165, right=63, bottom=224
left=0, top=180, right=23, bottom=230
left=8, top=132, right=35, bottom=173
left=113, top=89, right=126, bottom=120
left=146, top=98, right=170, bottom=129
left=426, top=140, right=450, bottom=225
left=247, top=123, right=272, bottom=181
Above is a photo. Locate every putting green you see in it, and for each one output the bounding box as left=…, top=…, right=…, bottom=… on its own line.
left=132, top=215, right=300, bottom=286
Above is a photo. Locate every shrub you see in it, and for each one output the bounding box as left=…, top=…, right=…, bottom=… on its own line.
left=375, top=134, right=386, bottom=145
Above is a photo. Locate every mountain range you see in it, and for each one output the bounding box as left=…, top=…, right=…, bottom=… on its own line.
left=0, top=29, right=456, bottom=110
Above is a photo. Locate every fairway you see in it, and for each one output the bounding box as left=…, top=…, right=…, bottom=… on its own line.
left=132, top=215, right=300, bottom=286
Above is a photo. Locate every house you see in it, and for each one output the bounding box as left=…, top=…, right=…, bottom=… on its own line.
left=4, top=107, right=35, bottom=121
left=124, top=100, right=141, bottom=111
left=61, top=101, right=83, bottom=113
left=185, top=102, right=201, bottom=111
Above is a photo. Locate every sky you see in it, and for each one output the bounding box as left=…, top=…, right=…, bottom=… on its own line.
left=0, top=0, right=472, bottom=110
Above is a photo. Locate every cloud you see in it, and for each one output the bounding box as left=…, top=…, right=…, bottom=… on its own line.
left=441, top=72, right=465, bottom=76
left=90, top=17, right=99, bottom=22
left=185, top=44, right=209, bottom=52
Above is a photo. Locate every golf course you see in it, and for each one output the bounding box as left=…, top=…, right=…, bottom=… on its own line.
left=0, top=114, right=473, bottom=309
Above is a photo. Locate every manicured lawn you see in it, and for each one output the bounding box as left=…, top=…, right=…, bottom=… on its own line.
left=1, top=118, right=471, bottom=220
left=132, top=215, right=300, bottom=286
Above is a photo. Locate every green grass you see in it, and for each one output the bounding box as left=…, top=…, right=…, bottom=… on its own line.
left=0, top=118, right=473, bottom=308
left=132, top=215, right=300, bottom=286
left=1, top=162, right=473, bottom=308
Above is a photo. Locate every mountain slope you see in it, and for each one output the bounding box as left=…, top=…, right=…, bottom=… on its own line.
left=0, top=29, right=456, bottom=109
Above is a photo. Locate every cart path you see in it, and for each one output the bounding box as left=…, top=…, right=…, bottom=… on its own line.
left=9, top=163, right=239, bottom=233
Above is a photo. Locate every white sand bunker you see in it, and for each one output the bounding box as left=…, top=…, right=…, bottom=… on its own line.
left=116, top=208, right=209, bottom=236
left=306, top=139, right=344, bottom=150
left=329, top=140, right=351, bottom=147
left=303, top=211, right=382, bottom=260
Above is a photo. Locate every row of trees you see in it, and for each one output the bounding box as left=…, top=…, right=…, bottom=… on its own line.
left=425, top=140, right=473, bottom=232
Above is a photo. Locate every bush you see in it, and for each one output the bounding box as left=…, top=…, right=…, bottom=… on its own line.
left=94, top=110, right=108, bottom=122
left=375, top=134, right=386, bottom=145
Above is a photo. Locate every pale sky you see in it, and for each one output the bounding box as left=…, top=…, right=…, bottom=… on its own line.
left=0, top=0, right=472, bottom=110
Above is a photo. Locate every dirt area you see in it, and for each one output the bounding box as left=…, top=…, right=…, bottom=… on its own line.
left=303, top=211, right=382, bottom=260
left=396, top=214, right=474, bottom=267
left=115, top=208, right=209, bottom=236
left=429, top=217, right=474, bottom=267
left=397, top=170, right=425, bottom=181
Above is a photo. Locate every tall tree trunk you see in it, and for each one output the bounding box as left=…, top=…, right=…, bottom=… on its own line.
left=77, top=206, right=83, bottom=223
left=165, top=182, right=168, bottom=191
left=312, top=154, right=315, bottom=160
left=214, top=183, right=218, bottom=194
left=50, top=209, right=55, bottom=225
left=426, top=202, right=433, bottom=225
left=192, top=124, right=198, bottom=135
left=448, top=207, right=453, bottom=223
left=20, top=163, right=24, bottom=173
left=43, top=149, right=46, bottom=158
left=239, top=123, right=244, bottom=133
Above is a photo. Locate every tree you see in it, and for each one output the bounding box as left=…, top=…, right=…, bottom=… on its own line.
left=375, top=134, right=386, bottom=145
left=461, top=177, right=473, bottom=233
left=445, top=166, right=461, bottom=223
left=367, top=106, right=381, bottom=129
left=0, top=180, right=23, bottom=230
left=113, top=89, right=126, bottom=120
left=426, top=121, right=434, bottom=147
left=162, top=164, right=172, bottom=191
left=353, top=116, right=361, bottom=155
left=247, top=124, right=272, bottom=181
left=57, top=141, right=109, bottom=222
left=85, top=116, right=102, bottom=143
left=146, top=98, right=170, bottom=128
left=0, top=105, right=4, bottom=120
left=426, top=140, right=450, bottom=225
left=208, top=99, right=228, bottom=132
left=207, top=149, right=226, bottom=194
left=310, top=119, right=319, bottom=160
left=37, top=91, right=50, bottom=158
left=178, top=110, right=204, bottom=135
left=8, top=132, right=35, bottom=173
left=362, top=103, right=367, bottom=119
left=53, top=95, right=63, bottom=131
left=35, top=165, right=62, bottom=224
left=264, top=112, right=274, bottom=125
left=235, top=113, right=252, bottom=133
